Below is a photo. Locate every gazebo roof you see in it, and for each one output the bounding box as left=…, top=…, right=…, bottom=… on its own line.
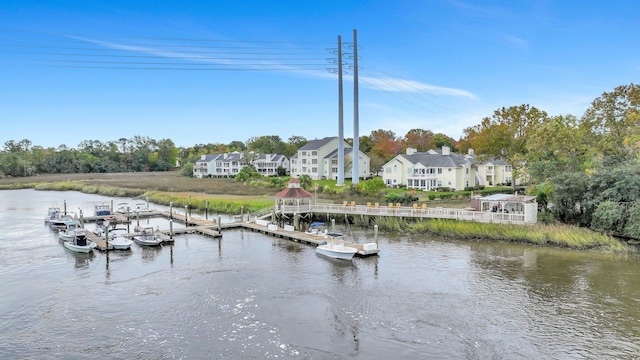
left=274, top=178, right=313, bottom=199
left=274, top=187, right=314, bottom=199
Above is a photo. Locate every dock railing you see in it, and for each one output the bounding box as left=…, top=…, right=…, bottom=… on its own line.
left=278, top=203, right=532, bottom=225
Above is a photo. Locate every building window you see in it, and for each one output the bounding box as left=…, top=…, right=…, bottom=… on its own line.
left=302, top=159, right=307, bottom=164
left=448, top=168, right=452, bottom=172
left=506, top=166, right=512, bottom=172
left=437, top=168, right=442, bottom=174
left=312, top=167, right=317, bottom=173
left=448, top=181, right=452, bottom=185
left=312, top=151, right=317, bottom=155
left=385, top=167, right=391, bottom=173
left=465, top=168, right=469, bottom=174
left=301, top=151, right=306, bottom=156
left=312, top=159, right=317, bottom=164
left=437, top=181, right=442, bottom=187
left=302, top=167, right=307, bottom=172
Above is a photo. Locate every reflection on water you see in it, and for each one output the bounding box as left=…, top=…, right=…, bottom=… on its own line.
left=1, top=189, right=640, bottom=359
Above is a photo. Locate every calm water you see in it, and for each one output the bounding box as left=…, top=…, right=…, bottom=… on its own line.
left=1, top=189, right=640, bottom=359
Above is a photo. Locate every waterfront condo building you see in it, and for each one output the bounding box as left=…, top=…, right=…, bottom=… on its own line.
left=382, top=146, right=515, bottom=191
left=193, top=151, right=290, bottom=178
left=289, top=137, right=370, bottom=180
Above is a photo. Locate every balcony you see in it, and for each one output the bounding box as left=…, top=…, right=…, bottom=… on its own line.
left=407, top=173, right=437, bottom=180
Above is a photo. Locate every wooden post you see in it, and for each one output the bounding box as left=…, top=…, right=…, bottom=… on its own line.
left=136, top=211, right=139, bottom=228
left=169, top=202, right=173, bottom=218
left=331, top=218, right=336, bottom=233
left=374, top=224, right=378, bottom=244
left=64, top=200, right=67, bottom=215
left=218, top=215, right=221, bottom=232
left=104, top=222, right=109, bottom=252
left=205, top=200, right=209, bottom=220
left=294, top=212, right=299, bottom=231
left=241, top=206, right=244, bottom=223
left=169, top=218, right=173, bottom=240
left=185, top=206, right=189, bottom=225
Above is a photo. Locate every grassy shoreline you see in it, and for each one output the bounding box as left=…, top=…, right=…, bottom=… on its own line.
left=0, top=172, right=630, bottom=254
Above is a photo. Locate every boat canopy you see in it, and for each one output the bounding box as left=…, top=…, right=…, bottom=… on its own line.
left=310, top=222, right=326, bottom=227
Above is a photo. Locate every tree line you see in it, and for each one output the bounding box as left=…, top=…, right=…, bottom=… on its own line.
left=2, top=83, right=639, bottom=238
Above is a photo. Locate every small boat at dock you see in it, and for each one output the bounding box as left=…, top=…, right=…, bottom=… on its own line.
left=106, top=227, right=134, bottom=250
left=133, top=227, right=163, bottom=246
left=94, top=202, right=112, bottom=216
left=62, top=229, right=96, bottom=253
left=58, top=219, right=85, bottom=242
left=316, top=233, right=358, bottom=260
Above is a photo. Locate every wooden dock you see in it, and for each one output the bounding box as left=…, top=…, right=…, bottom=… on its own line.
left=74, top=207, right=377, bottom=256
left=227, top=222, right=379, bottom=257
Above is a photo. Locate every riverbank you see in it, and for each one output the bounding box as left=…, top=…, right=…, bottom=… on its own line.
left=0, top=172, right=629, bottom=253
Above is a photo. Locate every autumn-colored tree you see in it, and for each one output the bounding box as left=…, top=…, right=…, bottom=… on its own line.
left=402, top=128, right=435, bottom=152
left=464, top=104, right=548, bottom=188
left=369, top=129, right=401, bottom=161
left=456, top=137, right=471, bottom=154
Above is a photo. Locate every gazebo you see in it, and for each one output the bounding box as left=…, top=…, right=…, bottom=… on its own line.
left=472, top=193, right=538, bottom=224
left=273, top=178, right=314, bottom=214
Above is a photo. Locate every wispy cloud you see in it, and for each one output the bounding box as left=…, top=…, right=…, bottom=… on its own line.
left=361, top=76, right=477, bottom=99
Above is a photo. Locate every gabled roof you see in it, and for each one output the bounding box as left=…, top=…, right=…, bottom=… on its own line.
left=324, top=147, right=357, bottom=158
left=298, top=137, right=338, bottom=151
left=254, top=154, right=288, bottom=162
left=397, top=151, right=474, bottom=168
left=195, top=154, right=220, bottom=163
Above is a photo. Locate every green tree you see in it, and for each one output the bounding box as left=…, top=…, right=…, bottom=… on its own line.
left=433, top=133, right=458, bottom=152
left=580, top=83, right=640, bottom=166
left=465, top=104, right=548, bottom=189
left=526, top=114, right=587, bottom=183
left=234, top=165, right=261, bottom=182
left=355, top=177, right=386, bottom=197
left=298, top=174, right=312, bottom=190
left=246, top=135, right=287, bottom=154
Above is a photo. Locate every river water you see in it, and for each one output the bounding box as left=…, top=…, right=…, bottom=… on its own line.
left=1, top=189, right=640, bottom=359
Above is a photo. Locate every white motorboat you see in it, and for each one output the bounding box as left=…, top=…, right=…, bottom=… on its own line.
left=305, top=222, right=327, bottom=236
left=44, top=205, right=62, bottom=223
left=49, top=214, right=74, bottom=231
left=58, top=219, right=85, bottom=242
left=63, top=231, right=96, bottom=253
left=115, top=202, right=130, bottom=214
left=106, top=227, right=133, bottom=250
left=94, top=202, right=112, bottom=216
left=133, top=227, right=163, bottom=246
left=316, top=233, right=358, bottom=260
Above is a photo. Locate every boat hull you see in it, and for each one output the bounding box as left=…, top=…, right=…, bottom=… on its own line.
left=109, top=237, right=133, bottom=250
left=133, top=237, right=162, bottom=246
left=63, top=241, right=95, bottom=253
left=316, top=244, right=357, bottom=260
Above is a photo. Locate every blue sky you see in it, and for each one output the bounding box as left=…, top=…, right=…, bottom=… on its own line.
left=1, top=1, right=639, bottom=149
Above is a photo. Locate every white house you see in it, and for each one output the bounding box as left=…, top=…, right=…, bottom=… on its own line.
left=290, top=137, right=370, bottom=180
left=382, top=146, right=515, bottom=191
left=193, top=151, right=289, bottom=178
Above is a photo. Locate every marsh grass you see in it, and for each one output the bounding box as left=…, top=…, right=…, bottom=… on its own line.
left=145, top=191, right=273, bottom=213
left=371, top=218, right=627, bottom=253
